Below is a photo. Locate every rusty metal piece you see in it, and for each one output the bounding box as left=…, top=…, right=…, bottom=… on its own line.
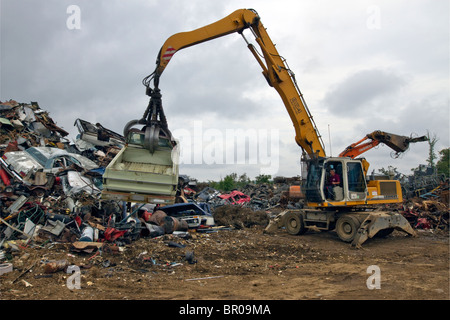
left=44, top=259, right=69, bottom=274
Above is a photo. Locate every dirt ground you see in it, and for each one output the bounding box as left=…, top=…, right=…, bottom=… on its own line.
left=1, top=212, right=448, bottom=306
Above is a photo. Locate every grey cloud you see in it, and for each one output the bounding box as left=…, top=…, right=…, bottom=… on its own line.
left=0, top=0, right=195, bottom=136
left=354, top=97, right=449, bottom=150
left=323, top=69, right=407, bottom=116
left=155, top=34, right=266, bottom=120
left=0, top=0, right=253, bottom=135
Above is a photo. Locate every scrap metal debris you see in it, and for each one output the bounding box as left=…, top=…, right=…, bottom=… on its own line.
left=0, top=100, right=448, bottom=286
left=0, top=100, right=218, bottom=253
left=401, top=182, right=449, bottom=231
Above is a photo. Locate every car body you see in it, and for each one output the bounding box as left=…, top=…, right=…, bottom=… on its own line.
left=74, top=118, right=125, bottom=148
left=0, top=147, right=99, bottom=181
left=158, top=202, right=215, bottom=229
left=218, top=190, right=251, bottom=205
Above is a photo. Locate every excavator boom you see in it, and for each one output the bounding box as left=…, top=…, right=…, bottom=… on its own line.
left=154, top=9, right=259, bottom=77
left=143, top=8, right=326, bottom=158
left=339, top=130, right=428, bottom=159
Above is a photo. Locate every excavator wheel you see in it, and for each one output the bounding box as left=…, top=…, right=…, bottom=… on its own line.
left=335, top=215, right=361, bottom=243
left=284, top=211, right=306, bottom=235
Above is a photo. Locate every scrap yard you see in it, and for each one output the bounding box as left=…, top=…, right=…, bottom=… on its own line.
left=0, top=99, right=448, bottom=301
left=0, top=5, right=449, bottom=307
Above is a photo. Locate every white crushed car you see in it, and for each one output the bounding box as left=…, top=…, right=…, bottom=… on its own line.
left=0, top=147, right=99, bottom=181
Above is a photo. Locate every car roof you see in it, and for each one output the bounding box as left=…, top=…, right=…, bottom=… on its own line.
left=24, top=147, right=98, bottom=169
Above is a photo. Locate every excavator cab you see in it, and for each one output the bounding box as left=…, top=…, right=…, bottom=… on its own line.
left=294, top=156, right=416, bottom=246
left=303, top=157, right=367, bottom=206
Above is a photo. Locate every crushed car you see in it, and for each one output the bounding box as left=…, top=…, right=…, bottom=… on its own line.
left=157, top=202, right=215, bottom=229
left=218, top=190, right=251, bottom=206
left=0, top=146, right=99, bottom=183
left=74, top=118, right=125, bottom=149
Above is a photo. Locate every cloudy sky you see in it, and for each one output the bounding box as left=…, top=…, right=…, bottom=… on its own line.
left=1, top=0, right=449, bottom=182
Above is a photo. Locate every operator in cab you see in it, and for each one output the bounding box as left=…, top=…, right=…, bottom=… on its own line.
left=326, top=168, right=341, bottom=200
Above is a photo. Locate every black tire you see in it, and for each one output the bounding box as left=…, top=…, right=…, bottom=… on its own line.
left=285, top=211, right=306, bottom=235
left=335, top=215, right=361, bottom=243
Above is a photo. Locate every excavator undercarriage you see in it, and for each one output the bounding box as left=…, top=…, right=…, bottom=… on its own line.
left=266, top=208, right=416, bottom=247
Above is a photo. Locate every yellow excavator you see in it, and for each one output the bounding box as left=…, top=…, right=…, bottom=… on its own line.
left=131, top=8, right=426, bottom=246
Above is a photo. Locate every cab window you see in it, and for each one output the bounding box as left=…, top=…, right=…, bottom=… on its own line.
left=347, top=162, right=366, bottom=192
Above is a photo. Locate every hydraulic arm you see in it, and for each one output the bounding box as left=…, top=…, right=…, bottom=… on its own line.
left=140, top=8, right=326, bottom=158
left=339, top=130, right=428, bottom=159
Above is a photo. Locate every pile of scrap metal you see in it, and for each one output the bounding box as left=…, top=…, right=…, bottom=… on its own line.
left=397, top=164, right=447, bottom=199
left=193, top=188, right=254, bottom=208
left=0, top=100, right=69, bottom=148
left=0, top=100, right=123, bottom=198
left=0, top=100, right=202, bottom=255
left=73, top=118, right=125, bottom=167
left=400, top=179, right=449, bottom=232
left=177, top=174, right=199, bottom=201
left=239, top=178, right=304, bottom=210
left=191, top=176, right=304, bottom=211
